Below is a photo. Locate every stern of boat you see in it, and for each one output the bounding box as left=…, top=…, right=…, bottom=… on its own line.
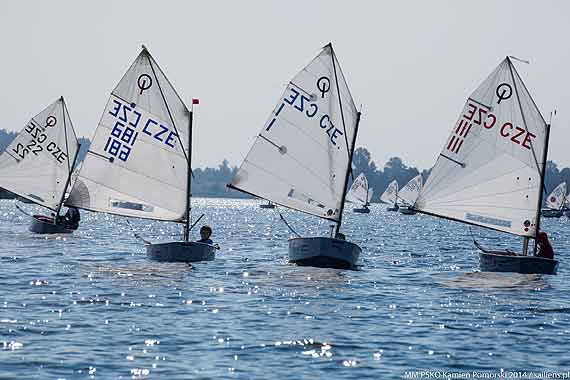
left=288, top=237, right=361, bottom=269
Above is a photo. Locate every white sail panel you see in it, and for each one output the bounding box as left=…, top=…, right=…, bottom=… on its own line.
left=398, top=174, right=422, bottom=206
left=367, top=187, right=374, bottom=204
left=380, top=180, right=398, bottom=205
left=346, top=173, right=369, bottom=205
left=0, top=97, right=78, bottom=210
left=415, top=58, right=547, bottom=237
left=67, top=48, right=190, bottom=221
left=545, top=182, right=566, bottom=210
left=229, top=44, right=358, bottom=221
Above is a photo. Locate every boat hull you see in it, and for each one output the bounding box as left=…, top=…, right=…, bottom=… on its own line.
left=386, top=205, right=399, bottom=212
left=478, top=251, right=559, bottom=275
left=541, top=209, right=563, bottom=218
left=146, top=241, right=216, bottom=263
left=259, top=204, right=275, bottom=209
left=29, top=215, right=77, bottom=234
left=399, top=206, right=416, bottom=215
left=288, top=237, right=361, bottom=269
left=353, top=207, right=370, bottom=214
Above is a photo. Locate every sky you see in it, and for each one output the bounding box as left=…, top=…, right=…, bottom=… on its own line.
left=1, top=0, right=569, bottom=170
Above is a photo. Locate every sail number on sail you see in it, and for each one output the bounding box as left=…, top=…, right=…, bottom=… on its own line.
left=11, top=121, right=68, bottom=163
left=104, top=97, right=178, bottom=162
left=265, top=77, right=345, bottom=148
left=447, top=90, right=536, bottom=156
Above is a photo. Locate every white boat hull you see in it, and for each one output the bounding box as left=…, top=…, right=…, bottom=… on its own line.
left=29, top=215, right=77, bottom=234
left=288, top=237, right=361, bottom=269
left=146, top=241, right=216, bottom=263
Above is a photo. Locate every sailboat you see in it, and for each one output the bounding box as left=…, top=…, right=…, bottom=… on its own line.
left=228, top=43, right=362, bottom=269
left=0, top=97, right=81, bottom=233
left=66, top=46, right=215, bottom=262
left=398, top=174, right=422, bottom=215
left=381, top=179, right=399, bottom=211
left=541, top=182, right=566, bottom=218
left=347, top=173, right=371, bottom=213
left=259, top=200, right=276, bottom=209
left=367, top=187, right=374, bottom=206
left=413, top=56, right=558, bottom=275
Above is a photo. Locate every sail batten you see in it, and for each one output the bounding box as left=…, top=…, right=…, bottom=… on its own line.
left=67, top=47, right=191, bottom=222
left=230, top=44, right=358, bottom=221
left=415, top=58, right=548, bottom=237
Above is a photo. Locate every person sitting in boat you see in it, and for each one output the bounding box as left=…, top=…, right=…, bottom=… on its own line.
left=64, top=206, right=81, bottom=228
left=197, top=225, right=213, bottom=245
left=335, top=232, right=346, bottom=240
left=535, top=231, right=554, bottom=260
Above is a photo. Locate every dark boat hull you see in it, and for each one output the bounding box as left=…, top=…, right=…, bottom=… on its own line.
left=541, top=209, right=563, bottom=218
left=147, top=241, right=216, bottom=262
left=353, top=207, right=370, bottom=214
left=29, top=215, right=77, bottom=234
left=288, top=237, right=361, bottom=269
left=478, top=251, right=558, bottom=275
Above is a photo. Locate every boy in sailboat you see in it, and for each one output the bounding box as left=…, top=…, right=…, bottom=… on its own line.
left=197, top=225, right=213, bottom=245
left=64, top=207, right=81, bottom=229
left=536, top=232, right=554, bottom=260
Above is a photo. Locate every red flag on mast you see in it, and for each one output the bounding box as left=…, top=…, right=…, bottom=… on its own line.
left=192, top=98, right=200, bottom=105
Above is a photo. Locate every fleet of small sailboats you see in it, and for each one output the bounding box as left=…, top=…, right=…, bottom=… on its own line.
left=0, top=46, right=563, bottom=275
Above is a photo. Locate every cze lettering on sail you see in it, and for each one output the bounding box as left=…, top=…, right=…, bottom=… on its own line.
left=103, top=96, right=179, bottom=163
left=11, top=122, right=68, bottom=163
left=265, top=79, right=344, bottom=148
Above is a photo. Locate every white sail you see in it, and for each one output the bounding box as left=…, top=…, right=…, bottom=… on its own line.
left=367, top=187, right=374, bottom=204
left=415, top=57, right=548, bottom=237
left=229, top=44, right=358, bottom=221
left=67, top=47, right=190, bottom=221
left=380, top=180, right=398, bottom=205
left=545, top=182, right=566, bottom=210
left=346, top=173, right=369, bottom=205
left=398, top=174, right=422, bottom=206
left=0, top=97, right=78, bottom=211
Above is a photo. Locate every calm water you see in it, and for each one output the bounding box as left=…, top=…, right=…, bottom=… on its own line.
left=1, top=198, right=569, bottom=379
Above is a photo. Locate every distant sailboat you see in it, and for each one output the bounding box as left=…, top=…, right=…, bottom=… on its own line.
left=0, top=97, right=81, bottom=233
left=414, top=57, right=558, bottom=275
left=541, top=182, right=566, bottom=218
left=381, top=180, right=399, bottom=211
left=259, top=200, right=276, bottom=209
left=67, top=46, right=215, bottom=262
left=347, top=173, right=371, bottom=213
left=398, top=174, right=422, bottom=215
left=228, top=43, right=362, bottom=269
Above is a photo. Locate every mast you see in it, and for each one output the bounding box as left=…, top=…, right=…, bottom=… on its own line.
left=329, top=42, right=360, bottom=236
left=335, top=112, right=361, bottom=236
left=183, top=110, right=193, bottom=242
left=55, top=97, right=80, bottom=219
left=533, top=123, right=550, bottom=255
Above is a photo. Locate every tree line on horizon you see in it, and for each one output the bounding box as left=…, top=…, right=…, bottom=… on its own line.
left=0, top=128, right=569, bottom=203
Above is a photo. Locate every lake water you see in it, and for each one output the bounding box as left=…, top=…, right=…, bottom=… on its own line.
left=0, top=198, right=569, bottom=379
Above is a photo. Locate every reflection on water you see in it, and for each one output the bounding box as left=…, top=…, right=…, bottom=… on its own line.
left=0, top=198, right=569, bottom=378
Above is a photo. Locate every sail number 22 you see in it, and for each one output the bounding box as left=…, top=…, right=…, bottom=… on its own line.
left=11, top=124, right=68, bottom=163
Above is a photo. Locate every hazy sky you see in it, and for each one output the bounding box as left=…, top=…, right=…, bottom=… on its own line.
left=2, top=0, right=569, bottom=170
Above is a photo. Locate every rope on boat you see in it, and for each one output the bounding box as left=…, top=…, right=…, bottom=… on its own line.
left=278, top=212, right=302, bottom=238
left=15, top=204, right=34, bottom=219
left=125, top=219, right=152, bottom=245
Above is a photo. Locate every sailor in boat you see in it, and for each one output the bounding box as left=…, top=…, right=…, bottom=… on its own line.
left=536, top=231, right=554, bottom=260
left=197, top=225, right=213, bottom=245
left=64, top=206, right=81, bottom=229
